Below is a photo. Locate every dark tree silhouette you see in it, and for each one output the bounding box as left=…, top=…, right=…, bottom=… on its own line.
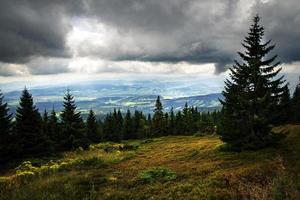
left=152, top=96, right=164, bottom=137
left=86, top=109, right=101, bottom=143
left=219, top=15, right=286, bottom=150
left=292, top=77, right=300, bottom=123
left=15, top=88, right=50, bottom=157
left=60, top=90, right=86, bottom=149
left=0, top=91, right=14, bottom=163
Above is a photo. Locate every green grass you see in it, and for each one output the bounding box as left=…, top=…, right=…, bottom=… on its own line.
left=0, top=125, right=299, bottom=199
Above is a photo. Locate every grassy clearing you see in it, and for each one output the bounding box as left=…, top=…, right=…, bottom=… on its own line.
left=0, top=125, right=299, bottom=199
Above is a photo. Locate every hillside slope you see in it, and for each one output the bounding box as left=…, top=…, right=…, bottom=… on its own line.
left=0, top=125, right=299, bottom=200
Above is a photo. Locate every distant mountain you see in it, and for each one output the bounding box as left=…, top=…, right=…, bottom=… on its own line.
left=3, top=80, right=223, bottom=116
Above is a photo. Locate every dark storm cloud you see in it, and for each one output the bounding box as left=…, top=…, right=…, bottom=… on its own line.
left=0, top=0, right=299, bottom=76
left=81, top=0, right=300, bottom=72
left=0, top=0, right=84, bottom=63
left=255, top=0, right=300, bottom=64
left=79, top=0, right=244, bottom=72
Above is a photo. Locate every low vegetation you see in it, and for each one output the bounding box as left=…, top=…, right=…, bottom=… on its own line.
left=0, top=125, right=299, bottom=200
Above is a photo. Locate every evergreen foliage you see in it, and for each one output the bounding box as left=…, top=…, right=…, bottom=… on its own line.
left=0, top=91, right=14, bottom=163
left=86, top=109, right=101, bottom=143
left=292, top=78, right=300, bottom=123
left=49, top=108, right=60, bottom=149
left=169, top=107, right=175, bottom=135
left=276, top=85, right=292, bottom=124
left=60, top=90, right=86, bottom=150
left=15, top=88, right=50, bottom=157
left=123, top=110, right=134, bottom=140
left=219, top=15, right=286, bottom=150
left=0, top=86, right=222, bottom=165
left=152, top=96, right=164, bottom=137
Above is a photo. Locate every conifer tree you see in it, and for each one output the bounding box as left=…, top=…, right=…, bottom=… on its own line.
left=277, top=85, right=292, bottom=124
left=146, top=113, right=152, bottom=137
left=169, top=107, right=175, bottom=135
left=182, top=102, right=191, bottom=134
left=219, top=15, right=286, bottom=150
left=86, top=109, right=100, bottom=143
left=15, top=88, right=50, bottom=157
left=163, top=112, right=169, bottom=135
left=60, top=90, right=86, bottom=149
left=133, top=110, right=146, bottom=138
left=0, top=91, right=14, bottom=163
left=112, top=109, right=123, bottom=137
left=103, top=112, right=120, bottom=142
left=123, top=110, right=133, bottom=140
left=42, top=109, right=50, bottom=138
left=175, top=111, right=184, bottom=135
left=49, top=108, right=60, bottom=149
left=292, top=78, right=300, bottom=123
left=152, top=96, right=164, bottom=137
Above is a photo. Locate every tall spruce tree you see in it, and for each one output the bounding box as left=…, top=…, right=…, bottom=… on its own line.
left=60, top=90, right=86, bottom=149
left=219, top=15, right=285, bottom=150
left=0, top=91, right=14, bottom=163
left=152, top=96, right=164, bottom=137
left=15, top=88, right=50, bottom=157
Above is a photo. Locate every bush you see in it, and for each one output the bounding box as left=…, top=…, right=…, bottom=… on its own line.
left=79, top=157, right=105, bottom=169
left=138, top=167, right=177, bottom=183
left=119, top=143, right=139, bottom=151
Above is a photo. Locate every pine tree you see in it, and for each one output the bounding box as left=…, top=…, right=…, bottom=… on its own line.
left=152, top=96, right=164, bottom=137
left=49, top=108, right=60, bottom=150
left=182, top=102, right=191, bottom=134
left=123, top=110, right=133, bottom=140
left=15, top=88, right=50, bottom=157
left=60, top=90, right=86, bottom=149
left=219, top=15, right=286, bottom=150
left=103, top=112, right=120, bottom=142
left=175, top=111, right=184, bottom=135
left=42, top=109, right=50, bottom=138
left=277, top=85, right=292, bottom=124
left=292, top=78, right=300, bottom=123
left=0, top=91, right=14, bottom=163
left=133, top=110, right=146, bottom=138
left=169, top=107, right=175, bottom=135
left=163, top=112, right=169, bottom=135
left=86, top=109, right=100, bottom=143
left=113, top=109, right=123, bottom=138
left=146, top=113, right=152, bottom=137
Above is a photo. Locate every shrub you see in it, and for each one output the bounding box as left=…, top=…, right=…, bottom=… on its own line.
left=138, top=167, right=177, bottom=183
left=79, top=157, right=105, bottom=169
left=119, top=143, right=139, bottom=151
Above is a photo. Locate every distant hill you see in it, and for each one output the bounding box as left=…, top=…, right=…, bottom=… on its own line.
left=3, top=80, right=223, bottom=116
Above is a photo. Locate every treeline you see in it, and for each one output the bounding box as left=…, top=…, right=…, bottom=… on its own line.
left=0, top=89, right=220, bottom=164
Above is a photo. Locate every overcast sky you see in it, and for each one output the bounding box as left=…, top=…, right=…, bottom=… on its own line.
left=0, top=0, right=299, bottom=90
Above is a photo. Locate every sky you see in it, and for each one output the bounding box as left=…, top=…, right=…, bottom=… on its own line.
left=0, top=0, right=299, bottom=92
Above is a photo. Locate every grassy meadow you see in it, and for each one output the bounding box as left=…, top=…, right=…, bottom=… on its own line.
left=0, top=125, right=299, bottom=200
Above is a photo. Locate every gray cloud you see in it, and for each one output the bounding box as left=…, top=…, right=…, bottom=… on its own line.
left=0, top=0, right=299, bottom=76
left=0, top=0, right=84, bottom=63
left=26, top=57, right=70, bottom=75
left=255, top=0, right=300, bottom=64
